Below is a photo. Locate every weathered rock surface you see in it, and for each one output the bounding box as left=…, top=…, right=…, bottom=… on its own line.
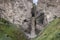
left=0, top=0, right=32, bottom=26
left=37, top=0, right=60, bottom=23
left=35, top=0, right=60, bottom=34
left=0, top=0, right=33, bottom=39
left=1, top=0, right=60, bottom=39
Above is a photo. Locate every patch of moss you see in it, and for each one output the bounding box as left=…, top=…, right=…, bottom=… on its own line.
left=0, top=18, right=27, bottom=40
left=34, top=18, right=60, bottom=40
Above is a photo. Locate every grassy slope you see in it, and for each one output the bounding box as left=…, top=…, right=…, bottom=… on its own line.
left=0, top=18, right=26, bottom=40
left=34, top=18, right=60, bottom=40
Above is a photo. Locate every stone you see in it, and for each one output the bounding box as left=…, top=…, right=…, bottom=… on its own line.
left=0, top=0, right=32, bottom=25
left=0, top=0, right=33, bottom=39
left=37, top=0, right=60, bottom=23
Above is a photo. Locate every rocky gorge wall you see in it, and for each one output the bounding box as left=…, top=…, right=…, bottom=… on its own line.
left=1, top=0, right=60, bottom=39
left=0, top=0, right=32, bottom=25
left=34, top=0, right=60, bottom=37
left=0, top=0, right=33, bottom=39
left=37, top=0, right=60, bottom=23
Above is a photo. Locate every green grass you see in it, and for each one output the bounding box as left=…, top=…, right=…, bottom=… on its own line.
left=0, top=18, right=27, bottom=40
left=34, top=18, right=60, bottom=40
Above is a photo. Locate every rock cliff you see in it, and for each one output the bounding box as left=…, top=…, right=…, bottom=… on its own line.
left=35, top=0, right=60, bottom=36
left=0, top=0, right=33, bottom=39
left=1, top=0, right=60, bottom=39
left=37, top=0, right=60, bottom=23
left=0, top=0, right=32, bottom=25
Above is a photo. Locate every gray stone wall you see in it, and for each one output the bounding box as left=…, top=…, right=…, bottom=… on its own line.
left=37, top=0, right=60, bottom=23
left=0, top=0, right=32, bottom=25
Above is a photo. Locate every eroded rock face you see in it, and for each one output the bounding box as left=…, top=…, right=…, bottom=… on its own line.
left=35, top=0, right=60, bottom=35
left=0, top=0, right=33, bottom=39
left=37, top=0, right=60, bottom=23
left=0, top=0, right=32, bottom=29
